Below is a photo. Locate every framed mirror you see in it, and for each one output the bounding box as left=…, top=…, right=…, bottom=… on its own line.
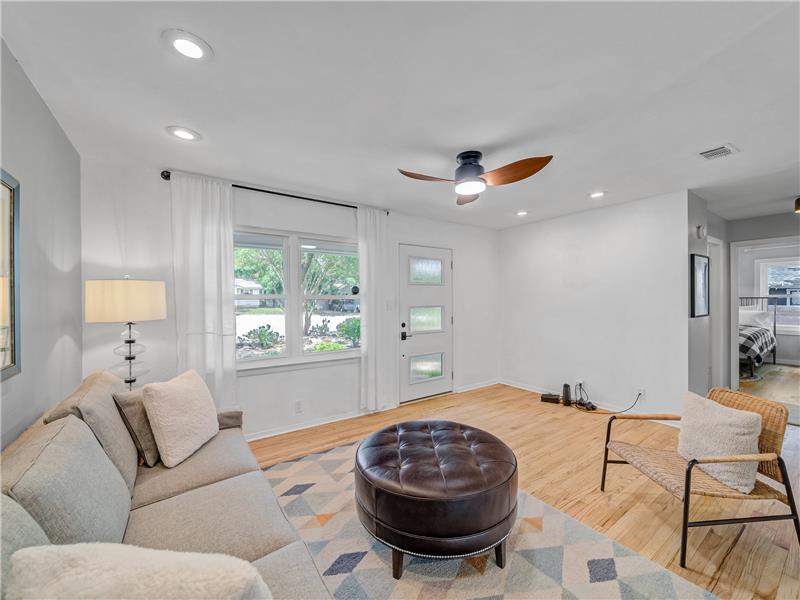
left=1, top=169, right=20, bottom=379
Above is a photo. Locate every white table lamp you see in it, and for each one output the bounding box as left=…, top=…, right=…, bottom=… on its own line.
left=85, top=278, right=167, bottom=389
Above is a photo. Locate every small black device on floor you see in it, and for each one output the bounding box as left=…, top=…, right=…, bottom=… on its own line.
left=540, top=393, right=560, bottom=403
left=561, top=384, right=572, bottom=406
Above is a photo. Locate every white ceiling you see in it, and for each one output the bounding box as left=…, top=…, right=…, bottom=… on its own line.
left=3, top=1, right=798, bottom=229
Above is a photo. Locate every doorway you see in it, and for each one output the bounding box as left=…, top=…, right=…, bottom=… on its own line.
left=398, top=244, right=453, bottom=403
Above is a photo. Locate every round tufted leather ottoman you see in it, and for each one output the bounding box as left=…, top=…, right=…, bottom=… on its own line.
left=354, top=420, right=517, bottom=579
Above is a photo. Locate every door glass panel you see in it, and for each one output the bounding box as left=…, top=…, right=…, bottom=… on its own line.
left=410, top=306, right=443, bottom=333
left=409, top=257, right=443, bottom=284
left=410, top=353, right=444, bottom=383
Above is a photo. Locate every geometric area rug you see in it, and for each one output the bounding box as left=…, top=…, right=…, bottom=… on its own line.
left=263, top=442, right=716, bottom=600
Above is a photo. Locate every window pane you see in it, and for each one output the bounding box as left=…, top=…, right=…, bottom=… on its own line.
left=410, top=306, right=443, bottom=333
left=301, top=239, right=359, bottom=296
left=236, top=300, right=285, bottom=360
left=234, top=234, right=284, bottom=295
left=767, top=265, right=800, bottom=327
left=410, top=353, right=443, bottom=383
left=409, top=257, right=442, bottom=284
left=303, top=300, right=360, bottom=353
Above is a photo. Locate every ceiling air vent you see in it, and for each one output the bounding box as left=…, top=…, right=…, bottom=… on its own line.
left=699, top=143, right=740, bottom=160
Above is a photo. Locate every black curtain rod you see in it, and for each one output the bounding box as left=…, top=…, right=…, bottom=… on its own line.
left=160, top=170, right=357, bottom=210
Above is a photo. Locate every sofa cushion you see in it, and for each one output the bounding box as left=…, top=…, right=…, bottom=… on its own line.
left=1, top=416, right=131, bottom=544
left=1, top=495, right=50, bottom=596
left=5, top=543, right=272, bottom=600
left=143, top=370, right=219, bottom=468
left=44, top=371, right=138, bottom=493
left=44, top=371, right=124, bottom=423
left=113, top=388, right=160, bottom=467
left=678, top=391, right=761, bottom=494
left=124, top=471, right=297, bottom=561
left=252, top=541, right=330, bottom=600
left=131, top=428, right=259, bottom=509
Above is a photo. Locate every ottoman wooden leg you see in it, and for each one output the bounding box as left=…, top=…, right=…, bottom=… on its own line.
left=495, top=539, right=507, bottom=568
left=392, top=548, right=404, bottom=579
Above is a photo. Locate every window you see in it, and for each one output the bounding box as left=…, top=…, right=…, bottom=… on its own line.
left=234, top=233, right=286, bottom=360
left=758, top=257, right=800, bottom=334
left=234, top=232, right=359, bottom=364
left=301, top=239, right=360, bottom=353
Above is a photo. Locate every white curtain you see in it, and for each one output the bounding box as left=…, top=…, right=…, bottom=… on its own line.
left=169, top=173, right=236, bottom=407
left=358, top=206, right=393, bottom=412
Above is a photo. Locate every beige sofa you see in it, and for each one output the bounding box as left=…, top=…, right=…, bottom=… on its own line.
left=0, top=372, right=329, bottom=599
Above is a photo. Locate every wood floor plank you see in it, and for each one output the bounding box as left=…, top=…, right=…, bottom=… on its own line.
left=249, top=384, right=799, bottom=599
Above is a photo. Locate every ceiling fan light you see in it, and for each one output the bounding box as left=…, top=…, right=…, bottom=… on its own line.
left=454, top=177, right=486, bottom=196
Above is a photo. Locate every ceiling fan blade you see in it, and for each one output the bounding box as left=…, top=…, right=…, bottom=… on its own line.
left=398, top=168, right=453, bottom=183
left=482, top=156, right=553, bottom=186
left=456, top=194, right=479, bottom=206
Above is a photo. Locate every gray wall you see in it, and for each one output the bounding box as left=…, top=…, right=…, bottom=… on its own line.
left=688, top=192, right=711, bottom=394
left=0, top=42, right=82, bottom=447
left=728, top=213, right=800, bottom=242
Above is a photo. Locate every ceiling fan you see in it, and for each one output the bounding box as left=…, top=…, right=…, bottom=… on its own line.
left=398, top=150, right=553, bottom=205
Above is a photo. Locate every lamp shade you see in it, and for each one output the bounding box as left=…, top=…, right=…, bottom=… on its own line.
left=85, top=279, right=167, bottom=323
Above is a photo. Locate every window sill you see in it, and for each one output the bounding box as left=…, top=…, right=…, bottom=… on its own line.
left=236, top=352, right=360, bottom=376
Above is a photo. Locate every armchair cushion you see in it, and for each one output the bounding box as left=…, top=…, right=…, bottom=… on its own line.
left=678, top=391, right=761, bottom=493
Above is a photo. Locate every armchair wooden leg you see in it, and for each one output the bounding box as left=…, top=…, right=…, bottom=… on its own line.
left=778, top=457, right=800, bottom=546
left=680, top=460, right=697, bottom=568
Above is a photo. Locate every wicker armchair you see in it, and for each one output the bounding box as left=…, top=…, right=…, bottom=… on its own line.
left=600, top=387, right=799, bottom=568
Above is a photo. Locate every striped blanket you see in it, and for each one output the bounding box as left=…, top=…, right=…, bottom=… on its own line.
left=738, top=325, right=776, bottom=367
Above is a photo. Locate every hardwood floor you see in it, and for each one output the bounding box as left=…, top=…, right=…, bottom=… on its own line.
left=250, top=384, right=800, bottom=599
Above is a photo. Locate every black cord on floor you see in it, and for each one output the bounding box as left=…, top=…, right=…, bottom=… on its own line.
left=571, top=385, right=642, bottom=415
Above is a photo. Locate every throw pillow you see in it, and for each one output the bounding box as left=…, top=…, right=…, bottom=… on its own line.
left=678, top=391, right=761, bottom=493
left=5, top=543, right=271, bottom=599
left=142, top=370, right=219, bottom=468
left=113, top=389, right=160, bottom=467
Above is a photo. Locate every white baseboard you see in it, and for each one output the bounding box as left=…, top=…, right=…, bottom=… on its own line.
left=776, top=359, right=800, bottom=366
left=244, top=409, right=363, bottom=442
left=454, top=379, right=500, bottom=393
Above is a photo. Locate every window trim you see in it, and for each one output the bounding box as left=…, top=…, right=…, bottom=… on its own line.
left=234, top=227, right=360, bottom=369
left=756, top=256, right=800, bottom=336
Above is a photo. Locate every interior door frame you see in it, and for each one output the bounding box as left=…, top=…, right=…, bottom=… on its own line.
left=396, top=242, right=454, bottom=403
left=707, top=236, right=725, bottom=388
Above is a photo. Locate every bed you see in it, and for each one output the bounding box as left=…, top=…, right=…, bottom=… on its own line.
left=739, top=297, right=777, bottom=378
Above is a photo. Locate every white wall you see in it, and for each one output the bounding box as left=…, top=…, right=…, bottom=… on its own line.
left=80, top=170, right=500, bottom=440
left=233, top=187, right=500, bottom=439
left=498, top=191, right=689, bottom=414
left=1, top=42, right=82, bottom=447
left=81, top=158, right=176, bottom=385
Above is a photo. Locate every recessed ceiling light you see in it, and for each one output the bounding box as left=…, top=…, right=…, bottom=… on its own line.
left=161, top=29, right=214, bottom=62
left=516, top=211, right=528, bottom=217
left=166, top=126, right=202, bottom=141
left=589, top=191, right=606, bottom=199
left=301, top=244, right=317, bottom=250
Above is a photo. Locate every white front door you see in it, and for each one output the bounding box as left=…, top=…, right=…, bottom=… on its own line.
left=398, top=244, right=453, bottom=403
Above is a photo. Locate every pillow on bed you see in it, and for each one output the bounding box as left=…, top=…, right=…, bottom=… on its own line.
left=739, top=310, right=772, bottom=330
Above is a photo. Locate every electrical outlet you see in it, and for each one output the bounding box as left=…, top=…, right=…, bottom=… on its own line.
left=294, top=400, right=303, bottom=414
left=636, top=388, right=646, bottom=401
left=576, top=380, right=584, bottom=391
